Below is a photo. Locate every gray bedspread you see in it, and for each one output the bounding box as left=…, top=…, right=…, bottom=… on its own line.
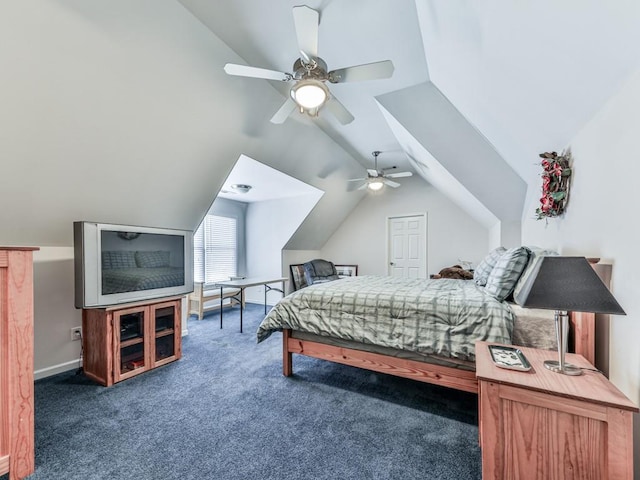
left=257, top=275, right=515, bottom=362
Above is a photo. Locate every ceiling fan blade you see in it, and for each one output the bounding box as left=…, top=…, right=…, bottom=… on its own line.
left=357, top=182, right=368, bottom=190
left=328, top=60, right=394, bottom=83
left=292, top=5, right=319, bottom=60
left=385, top=171, right=413, bottom=179
left=348, top=177, right=366, bottom=182
left=324, top=96, right=355, bottom=125
left=383, top=179, right=401, bottom=188
left=270, top=98, right=297, bottom=124
left=224, top=63, right=291, bottom=82
left=367, top=169, right=378, bottom=177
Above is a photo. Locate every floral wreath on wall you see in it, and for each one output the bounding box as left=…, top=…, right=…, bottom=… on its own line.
left=535, top=150, right=572, bottom=220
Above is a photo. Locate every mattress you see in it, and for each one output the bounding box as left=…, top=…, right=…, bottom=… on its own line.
left=102, top=267, right=184, bottom=295
left=258, top=275, right=516, bottom=362
left=289, top=304, right=557, bottom=372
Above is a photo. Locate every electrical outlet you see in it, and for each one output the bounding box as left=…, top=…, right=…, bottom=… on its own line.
left=70, top=326, right=82, bottom=341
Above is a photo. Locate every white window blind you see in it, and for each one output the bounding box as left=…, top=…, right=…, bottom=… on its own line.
left=193, top=215, right=237, bottom=284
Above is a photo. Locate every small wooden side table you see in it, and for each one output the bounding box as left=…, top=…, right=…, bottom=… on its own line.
left=476, top=341, right=638, bottom=480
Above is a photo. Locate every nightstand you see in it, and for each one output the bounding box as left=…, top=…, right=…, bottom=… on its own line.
left=476, top=341, right=638, bottom=479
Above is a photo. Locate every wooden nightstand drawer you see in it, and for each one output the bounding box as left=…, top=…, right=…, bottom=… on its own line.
left=476, top=341, right=637, bottom=480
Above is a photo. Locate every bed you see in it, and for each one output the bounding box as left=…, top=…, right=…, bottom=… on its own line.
left=101, top=250, right=184, bottom=295
left=257, top=249, right=595, bottom=394
left=102, top=267, right=184, bottom=294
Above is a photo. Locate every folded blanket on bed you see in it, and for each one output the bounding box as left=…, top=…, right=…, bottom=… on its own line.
left=257, top=275, right=514, bottom=362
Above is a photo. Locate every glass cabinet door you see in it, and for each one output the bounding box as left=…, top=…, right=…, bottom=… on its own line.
left=109, top=300, right=180, bottom=384
left=114, top=307, right=147, bottom=380
left=153, top=303, right=178, bottom=364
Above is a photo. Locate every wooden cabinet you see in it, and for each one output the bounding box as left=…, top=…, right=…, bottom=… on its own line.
left=0, top=247, right=37, bottom=480
left=476, top=341, right=638, bottom=479
left=82, top=297, right=182, bottom=386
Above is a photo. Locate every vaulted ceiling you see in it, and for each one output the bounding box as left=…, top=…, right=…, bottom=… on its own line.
left=180, top=0, right=640, bottom=228
left=2, top=1, right=639, bottom=248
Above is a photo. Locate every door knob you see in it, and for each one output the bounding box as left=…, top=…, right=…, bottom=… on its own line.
left=390, top=262, right=395, bottom=266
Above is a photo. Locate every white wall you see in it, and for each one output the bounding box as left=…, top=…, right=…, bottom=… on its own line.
left=1, top=0, right=364, bottom=379
left=487, top=220, right=521, bottom=251
left=32, top=248, right=83, bottom=379
left=245, top=193, right=322, bottom=304
left=496, top=221, right=522, bottom=249
left=377, top=82, right=527, bottom=225
left=521, top=68, right=640, bottom=477
left=488, top=222, right=501, bottom=250
left=282, top=250, right=322, bottom=268
left=0, top=0, right=366, bottom=249
left=320, top=176, right=489, bottom=276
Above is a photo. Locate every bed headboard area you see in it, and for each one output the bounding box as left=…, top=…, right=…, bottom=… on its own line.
left=509, top=303, right=595, bottom=365
left=268, top=247, right=603, bottom=395
left=569, top=310, right=596, bottom=365
left=481, top=245, right=599, bottom=366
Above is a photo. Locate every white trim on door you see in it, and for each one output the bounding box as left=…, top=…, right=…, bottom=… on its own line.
left=386, top=213, right=428, bottom=278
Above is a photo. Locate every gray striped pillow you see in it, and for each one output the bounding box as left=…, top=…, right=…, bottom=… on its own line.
left=473, top=247, right=506, bottom=286
left=101, top=251, right=136, bottom=270
left=484, top=247, right=531, bottom=301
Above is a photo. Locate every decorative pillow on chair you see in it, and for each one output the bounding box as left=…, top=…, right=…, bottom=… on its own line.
left=484, top=247, right=531, bottom=301
left=101, top=251, right=136, bottom=270
left=473, top=247, right=506, bottom=286
left=135, top=251, right=170, bottom=268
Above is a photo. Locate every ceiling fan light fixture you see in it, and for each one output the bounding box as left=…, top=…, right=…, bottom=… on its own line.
left=367, top=178, right=384, bottom=191
left=290, top=79, right=329, bottom=109
left=231, top=184, right=252, bottom=194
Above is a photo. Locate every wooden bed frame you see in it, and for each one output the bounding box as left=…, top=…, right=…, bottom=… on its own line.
left=282, top=310, right=595, bottom=394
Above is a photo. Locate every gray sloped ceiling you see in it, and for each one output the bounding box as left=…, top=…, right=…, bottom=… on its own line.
left=414, top=0, right=640, bottom=198
left=3, top=1, right=640, bottom=249
left=0, top=0, right=364, bottom=248
left=376, top=81, right=526, bottom=224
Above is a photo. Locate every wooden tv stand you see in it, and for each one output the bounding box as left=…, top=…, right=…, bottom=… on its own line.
left=82, top=296, right=182, bottom=386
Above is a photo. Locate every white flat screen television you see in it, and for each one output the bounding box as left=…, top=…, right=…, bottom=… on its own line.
left=74, top=221, right=194, bottom=308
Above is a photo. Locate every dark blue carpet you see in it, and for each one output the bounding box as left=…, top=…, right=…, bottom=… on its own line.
left=9, top=303, right=481, bottom=479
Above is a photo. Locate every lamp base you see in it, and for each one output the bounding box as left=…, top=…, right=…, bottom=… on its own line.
left=543, top=360, right=583, bottom=376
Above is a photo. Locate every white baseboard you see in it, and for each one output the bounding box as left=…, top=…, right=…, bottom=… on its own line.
left=34, top=359, right=82, bottom=381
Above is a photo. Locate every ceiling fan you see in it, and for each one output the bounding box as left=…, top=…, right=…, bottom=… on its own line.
left=349, top=151, right=413, bottom=191
left=223, top=5, right=394, bottom=125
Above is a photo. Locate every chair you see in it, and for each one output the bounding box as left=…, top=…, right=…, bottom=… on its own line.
left=303, top=259, right=340, bottom=286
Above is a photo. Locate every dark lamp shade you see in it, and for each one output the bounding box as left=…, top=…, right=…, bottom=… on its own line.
left=514, top=256, right=626, bottom=315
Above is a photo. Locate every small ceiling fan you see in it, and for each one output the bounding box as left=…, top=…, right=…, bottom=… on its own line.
left=349, top=151, right=413, bottom=191
left=223, top=5, right=394, bottom=125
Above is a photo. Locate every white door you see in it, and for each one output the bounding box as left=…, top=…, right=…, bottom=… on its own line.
left=387, top=214, right=427, bottom=278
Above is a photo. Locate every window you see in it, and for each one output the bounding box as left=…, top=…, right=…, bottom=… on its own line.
left=194, top=215, right=237, bottom=284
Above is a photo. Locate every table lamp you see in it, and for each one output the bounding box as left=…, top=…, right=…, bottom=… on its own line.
left=514, top=256, right=625, bottom=375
